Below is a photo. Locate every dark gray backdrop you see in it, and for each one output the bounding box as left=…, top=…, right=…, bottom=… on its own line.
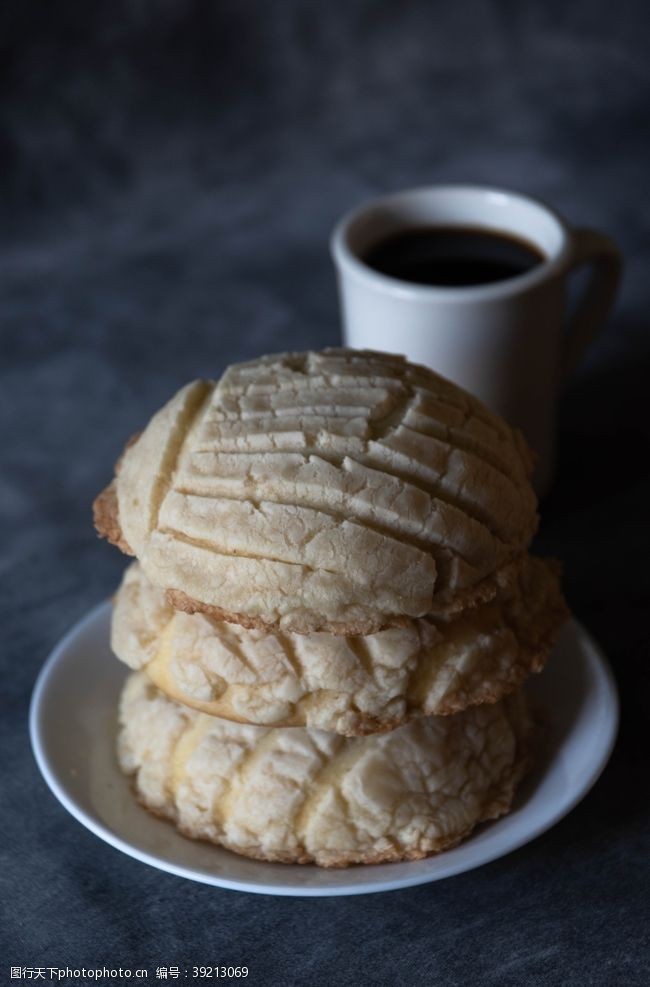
left=1, top=2, right=649, bottom=985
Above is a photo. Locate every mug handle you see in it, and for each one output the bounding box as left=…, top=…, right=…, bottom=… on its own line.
left=562, top=228, right=622, bottom=378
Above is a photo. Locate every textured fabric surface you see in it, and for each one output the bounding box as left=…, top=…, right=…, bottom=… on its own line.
left=1, top=1, right=649, bottom=985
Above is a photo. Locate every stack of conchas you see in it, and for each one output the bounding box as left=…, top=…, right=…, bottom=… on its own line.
left=94, top=349, right=567, bottom=867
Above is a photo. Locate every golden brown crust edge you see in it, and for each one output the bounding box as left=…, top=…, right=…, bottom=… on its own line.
left=93, top=433, right=142, bottom=555
left=163, top=587, right=409, bottom=635
left=93, top=481, right=134, bottom=556
left=164, top=558, right=528, bottom=637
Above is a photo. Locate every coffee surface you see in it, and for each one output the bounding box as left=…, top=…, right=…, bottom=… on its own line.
left=362, top=226, right=545, bottom=287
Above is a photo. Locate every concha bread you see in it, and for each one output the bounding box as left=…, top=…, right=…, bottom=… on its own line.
left=118, top=672, right=533, bottom=867
left=96, top=349, right=538, bottom=634
left=112, top=557, right=566, bottom=735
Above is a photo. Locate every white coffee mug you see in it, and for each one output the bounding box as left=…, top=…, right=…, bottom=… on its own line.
left=331, top=184, right=621, bottom=495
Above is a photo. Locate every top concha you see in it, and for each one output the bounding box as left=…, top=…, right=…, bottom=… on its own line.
left=94, top=349, right=538, bottom=634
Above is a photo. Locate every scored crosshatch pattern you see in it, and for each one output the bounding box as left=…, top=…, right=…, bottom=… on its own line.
left=113, top=350, right=539, bottom=634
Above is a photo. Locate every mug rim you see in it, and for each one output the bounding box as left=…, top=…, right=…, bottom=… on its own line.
left=330, top=183, right=573, bottom=302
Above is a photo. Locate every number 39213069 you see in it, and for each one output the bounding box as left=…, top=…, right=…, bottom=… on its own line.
left=192, top=968, right=249, bottom=979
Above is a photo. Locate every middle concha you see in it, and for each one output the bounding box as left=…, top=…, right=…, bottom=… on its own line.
left=112, top=556, right=566, bottom=736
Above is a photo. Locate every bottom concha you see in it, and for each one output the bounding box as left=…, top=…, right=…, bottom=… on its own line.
left=117, top=672, right=534, bottom=868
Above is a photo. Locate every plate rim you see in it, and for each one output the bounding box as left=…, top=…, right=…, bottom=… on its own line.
left=29, top=602, right=619, bottom=897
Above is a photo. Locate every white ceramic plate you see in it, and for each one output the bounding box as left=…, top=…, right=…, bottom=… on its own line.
left=30, top=604, right=618, bottom=897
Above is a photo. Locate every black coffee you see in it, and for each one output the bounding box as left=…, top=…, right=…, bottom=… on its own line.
left=362, top=226, right=545, bottom=287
